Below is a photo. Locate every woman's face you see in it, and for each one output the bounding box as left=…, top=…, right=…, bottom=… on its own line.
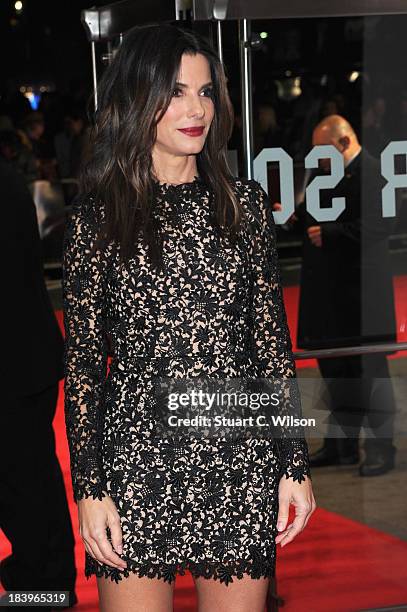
left=154, top=53, right=215, bottom=159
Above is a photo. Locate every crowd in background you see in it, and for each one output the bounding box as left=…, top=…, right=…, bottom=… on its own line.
left=0, top=89, right=90, bottom=187
left=1, top=73, right=406, bottom=189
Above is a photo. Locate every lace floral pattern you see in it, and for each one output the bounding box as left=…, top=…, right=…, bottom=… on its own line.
left=62, top=176, right=311, bottom=584
left=245, top=179, right=311, bottom=483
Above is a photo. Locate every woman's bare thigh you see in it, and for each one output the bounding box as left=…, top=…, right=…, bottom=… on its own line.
left=193, top=574, right=269, bottom=612
left=97, top=573, right=175, bottom=612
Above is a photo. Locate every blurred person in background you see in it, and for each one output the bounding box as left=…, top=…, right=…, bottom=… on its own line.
left=21, top=112, right=47, bottom=159
left=0, top=129, right=40, bottom=184
left=21, top=112, right=57, bottom=181
left=0, top=158, right=77, bottom=608
left=54, top=107, right=90, bottom=180
left=253, top=99, right=282, bottom=156
left=273, top=114, right=397, bottom=476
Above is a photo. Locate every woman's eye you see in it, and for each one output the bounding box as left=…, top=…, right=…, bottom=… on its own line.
left=172, top=87, right=213, bottom=98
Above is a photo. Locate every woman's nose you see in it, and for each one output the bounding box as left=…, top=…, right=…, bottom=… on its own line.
left=186, top=94, right=205, bottom=117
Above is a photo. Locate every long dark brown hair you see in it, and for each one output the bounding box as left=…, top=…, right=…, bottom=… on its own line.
left=80, top=22, right=247, bottom=270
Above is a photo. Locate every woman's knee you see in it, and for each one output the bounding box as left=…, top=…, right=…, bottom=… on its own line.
left=194, top=574, right=269, bottom=612
left=97, top=573, right=175, bottom=612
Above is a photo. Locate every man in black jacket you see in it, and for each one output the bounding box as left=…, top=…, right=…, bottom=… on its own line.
left=275, top=115, right=397, bottom=476
left=0, top=159, right=77, bottom=607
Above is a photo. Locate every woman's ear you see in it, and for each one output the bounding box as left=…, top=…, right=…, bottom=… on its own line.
left=338, top=135, right=350, bottom=152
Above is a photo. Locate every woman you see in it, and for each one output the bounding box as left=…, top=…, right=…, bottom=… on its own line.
left=62, top=23, right=316, bottom=612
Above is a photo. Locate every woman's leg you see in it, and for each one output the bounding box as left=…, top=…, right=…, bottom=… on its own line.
left=194, top=575, right=269, bottom=612
left=97, top=574, right=175, bottom=612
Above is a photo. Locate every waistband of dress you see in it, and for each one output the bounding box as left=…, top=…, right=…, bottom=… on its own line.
left=108, top=349, right=254, bottom=370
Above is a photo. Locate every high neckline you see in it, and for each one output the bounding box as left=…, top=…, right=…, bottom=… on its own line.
left=152, top=174, right=204, bottom=191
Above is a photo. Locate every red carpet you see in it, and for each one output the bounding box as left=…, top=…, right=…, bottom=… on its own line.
left=2, top=377, right=407, bottom=611
left=1, top=279, right=407, bottom=610
left=283, top=275, right=407, bottom=368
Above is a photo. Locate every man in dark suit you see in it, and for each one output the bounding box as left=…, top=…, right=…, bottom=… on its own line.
left=275, top=115, right=397, bottom=476
left=0, top=159, right=77, bottom=607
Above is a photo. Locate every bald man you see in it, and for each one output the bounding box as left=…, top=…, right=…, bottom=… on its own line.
left=299, top=116, right=364, bottom=248
left=276, top=114, right=397, bottom=476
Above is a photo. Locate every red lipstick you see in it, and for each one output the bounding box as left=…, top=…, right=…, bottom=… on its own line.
left=178, top=127, right=204, bottom=137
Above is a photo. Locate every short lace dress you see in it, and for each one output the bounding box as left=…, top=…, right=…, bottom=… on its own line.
left=62, top=175, right=311, bottom=585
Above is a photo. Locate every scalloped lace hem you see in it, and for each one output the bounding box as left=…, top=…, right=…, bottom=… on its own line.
left=85, top=557, right=276, bottom=586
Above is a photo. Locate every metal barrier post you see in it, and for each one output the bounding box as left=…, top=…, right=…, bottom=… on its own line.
left=91, top=40, right=98, bottom=112
left=239, top=18, right=254, bottom=179
left=216, top=19, right=224, bottom=64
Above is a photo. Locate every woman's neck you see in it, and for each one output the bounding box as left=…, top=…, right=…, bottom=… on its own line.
left=151, top=155, right=199, bottom=186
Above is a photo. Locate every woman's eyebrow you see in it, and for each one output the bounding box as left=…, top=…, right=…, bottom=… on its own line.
left=175, top=81, right=213, bottom=89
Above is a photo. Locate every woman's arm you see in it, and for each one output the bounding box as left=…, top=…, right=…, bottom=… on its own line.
left=246, top=179, right=312, bottom=484
left=62, top=196, right=109, bottom=503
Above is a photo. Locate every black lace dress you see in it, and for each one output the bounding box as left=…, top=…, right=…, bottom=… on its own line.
left=62, top=175, right=311, bottom=585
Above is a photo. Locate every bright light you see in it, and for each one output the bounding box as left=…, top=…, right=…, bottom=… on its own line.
left=24, top=91, right=41, bottom=110
left=349, top=71, right=360, bottom=82
left=260, top=31, right=268, bottom=39
left=15, top=1, right=23, bottom=11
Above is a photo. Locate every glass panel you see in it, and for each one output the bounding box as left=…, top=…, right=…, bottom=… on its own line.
left=243, top=14, right=407, bottom=610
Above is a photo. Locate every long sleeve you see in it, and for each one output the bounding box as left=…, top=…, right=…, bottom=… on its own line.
left=247, top=179, right=311, bottom=483
left=62, top=196, right=109, bottom=503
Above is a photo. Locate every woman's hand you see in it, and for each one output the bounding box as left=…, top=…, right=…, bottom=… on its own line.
left=78, top=494, right=127, bottom=570
left=275, top=475, right=316, bottom=547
